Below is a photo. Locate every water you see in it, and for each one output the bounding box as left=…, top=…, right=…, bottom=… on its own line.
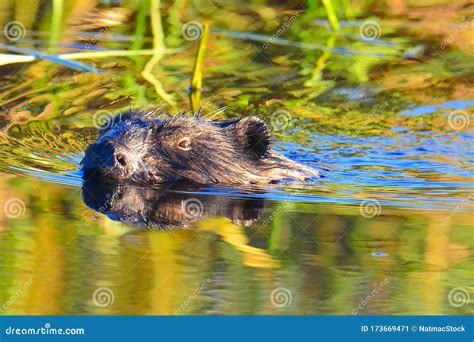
left=0, top=0, right=472, bottom=315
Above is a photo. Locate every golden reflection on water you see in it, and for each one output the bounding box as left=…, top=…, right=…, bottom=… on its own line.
left=0, top=175, right=472, bottom=315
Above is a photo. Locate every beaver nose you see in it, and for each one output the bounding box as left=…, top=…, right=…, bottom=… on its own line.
left=84, top=140, right=113, bottom=166
left=97, top=140, right=117, bottom=168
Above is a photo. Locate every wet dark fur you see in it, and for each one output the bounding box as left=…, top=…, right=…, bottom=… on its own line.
left=81, top=110, right=319, bottom=185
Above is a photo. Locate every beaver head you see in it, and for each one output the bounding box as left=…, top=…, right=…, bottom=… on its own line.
left=81, top=110, right=319, bottom=184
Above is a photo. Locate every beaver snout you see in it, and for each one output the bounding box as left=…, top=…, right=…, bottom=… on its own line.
left=82, top=139, right=130, bottom=179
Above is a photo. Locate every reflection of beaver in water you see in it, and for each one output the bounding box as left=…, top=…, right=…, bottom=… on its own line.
left=82, top=179, right=265, bottom=230
left=81, top=110, right=319, bottom=184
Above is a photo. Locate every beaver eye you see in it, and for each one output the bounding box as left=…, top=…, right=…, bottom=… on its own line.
left=177, top=137, right=191, bottom=151
left=115, top=153, right=127, bottom=166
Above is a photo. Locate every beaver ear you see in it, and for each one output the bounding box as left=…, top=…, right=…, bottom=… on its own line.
left=234, top=116, right=272, bottom=157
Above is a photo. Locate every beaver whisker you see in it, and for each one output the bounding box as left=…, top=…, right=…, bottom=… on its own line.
left=145, top=105, right=165, bottom=118
left=204, top=106, right=228, bottom=120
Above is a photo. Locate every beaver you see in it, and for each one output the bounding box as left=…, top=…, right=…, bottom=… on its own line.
left=81, top=110, right=320, bottom=185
